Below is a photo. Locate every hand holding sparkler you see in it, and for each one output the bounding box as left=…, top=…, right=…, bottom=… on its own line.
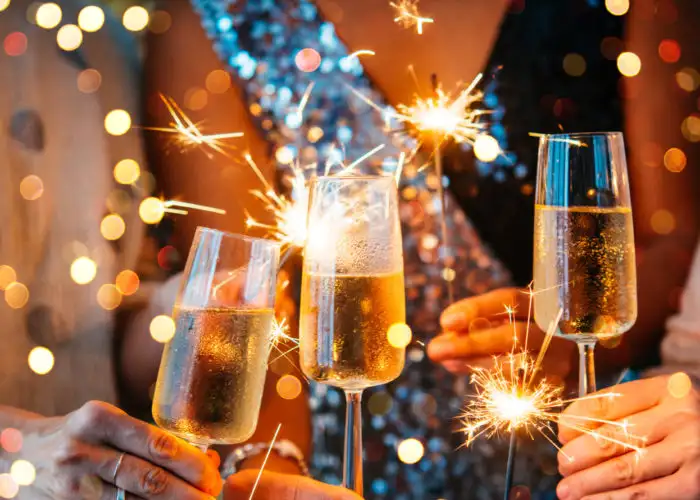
left=556, top=374, right=700, bottom=500
left=428, top=287, right=576, bottom=380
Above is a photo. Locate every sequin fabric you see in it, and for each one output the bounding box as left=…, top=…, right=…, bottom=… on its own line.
left=191, top=1, right=623, bottom=498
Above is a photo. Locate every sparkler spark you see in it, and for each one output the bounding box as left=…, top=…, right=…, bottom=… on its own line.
left=146, top=94, right=243, bottom=157
left=460, top=289, right=646, bottom=463
left=244, top=154, right=309, bottom=251
left=248, top=423, right=282, bottom=500
left=390, top=0, right=434, bottom=34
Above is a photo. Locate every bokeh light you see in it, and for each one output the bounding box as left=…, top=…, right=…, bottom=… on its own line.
left=139, top=197, right=165, bottom=224
left=387, top=323, right=412, bottom=348
left=115, top=270, right=139, bottom=296
left=605, top=0, right=629, bottom=16
left=676, top=68, right=700, bottom=92
left=658, top=39, right=681, bottom=63
left=3, top=32, right=27, bottom=57
left=149, top=10, right=172, bottom=34
left=682, top=115, right=700, bottom=143
left=184, top=87, right=208, bottom=111
left=56, top=24, right=83, bottom=52
left=104, top=109, right=132, bottom=136
left=100, top=214, right=126, bottom=241
left=276, top=374, right=302, bottom=400
left=97, top=284, right=122, bottom=310
left=35, top=2, right=62, bottom=29
left=0, top=266, right=17, bottom=291
left=19, top=175, right=43, bottom=201
left=617, top=52, right=641, bottom=77
left=205, top=69, right=232, bottom=94
left=275, top=146, right=294, bottom=164
left=77, top=68, right=102, bottom=93
left=650, top=209, right=676, bottom=235
left=10, top=460, right=35, bottom=486
left=70, top=256, right=97, bottom=285
left=28, top=347, right=54, bottom=375
left=113, top=158, right=141, bottom=184
left=4, top=282, right=28, bottom=309
left=397, top=438, right=424, bottom=464
left=295, top=48, right=321, bottom=72
left=0, top=429, right=22, bottom=453
left=307, top=126, right=324, bottom=143
left=0, top=0, right=9, bottom=13
left=150, top=315, right=175, bottom=343
left=78, top=5, right=105, bottom=33
left=473, top=135, right=500, bottom=162
left=667, top=372, right=692, bottom=399
left=123, top=6, right=149, bottom=32
left=664, top=147, right=687, bottom=172
left=0, top=474, right=18, bottom=499
left=563, top=53, right=586, bottom=77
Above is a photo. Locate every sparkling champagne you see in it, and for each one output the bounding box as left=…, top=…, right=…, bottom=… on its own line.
left=152, top=307, right=273, bottom=445
left=300, top=272, right=406, bottom=390
left=534, top=205, right=637, bottom=341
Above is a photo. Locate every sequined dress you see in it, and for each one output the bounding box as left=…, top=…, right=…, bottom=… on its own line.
left=190, top=1, right=624, bottom=498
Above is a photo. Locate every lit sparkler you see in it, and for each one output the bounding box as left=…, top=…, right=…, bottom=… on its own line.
left=460, top=290, right=646, bottom=465
left=243, top=153, right=309, bottom=253
left=390, top=0, right=434, bottom=34
left=146, top=94, right=244, bottom=157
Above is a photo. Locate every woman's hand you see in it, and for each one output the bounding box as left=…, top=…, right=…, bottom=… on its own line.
left=557, top=374, right=700, bottom=500
left=19, top=401, right=222, bottom=499
left=225, top=470, right=363, bottom=499
left=427, top=288, right=576, bottom=379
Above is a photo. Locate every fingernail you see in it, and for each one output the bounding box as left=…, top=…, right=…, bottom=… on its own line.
left=440, top=311, right=467, bottom=329
left=556, top=482, right=570, bottom=500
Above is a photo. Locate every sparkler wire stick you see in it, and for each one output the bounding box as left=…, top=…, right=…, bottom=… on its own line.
left=503, top=368, right=525, bottom=500
left=247, top=423, right=282, bottom=500
left=434, top=139, right=454, bottom=304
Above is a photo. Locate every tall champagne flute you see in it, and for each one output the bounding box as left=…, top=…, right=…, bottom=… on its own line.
left=152, top=228, right=280, bottom=451
left=300, top=176, right=406, bottom=495
left=533, top=132, right=637, bottom=396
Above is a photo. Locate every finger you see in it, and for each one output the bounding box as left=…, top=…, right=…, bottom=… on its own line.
left=88, top=445, right=217, bottom=500
left=98, top=482, right=145, bottom=500
left=428, top=323, right=527, bottom=362
left=559, top=377, right=669, bottom=444
left=559, top=400, right=697, bottom=475
left=442, top=357, right=496, bottom=374
left=573, top=469, right=694, bottom=500
left=557, top=435, right=685, bottom=499
left=68, top=402, right=222, bottom=496
left=226, top=470, right=363, bottom=500
left=440, top=288, right=528, bottom=330
left=206, top=450, right=221, bottom=470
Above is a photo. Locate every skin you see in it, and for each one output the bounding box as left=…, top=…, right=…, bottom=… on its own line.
left=225, top=470, right=363, bottom=500
left=556, top=375, right=700, bottom=500
left=2, top=402, right=222, bottom=500
left=429, top=0, right=700, bottom=381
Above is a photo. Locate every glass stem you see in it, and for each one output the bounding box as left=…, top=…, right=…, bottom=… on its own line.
left=343, top=390, right=364, bottom=495
left=578, top=342, right=597, bottom=397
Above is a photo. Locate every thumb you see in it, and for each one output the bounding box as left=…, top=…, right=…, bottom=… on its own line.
left=225, top=471, right=363, bottom=500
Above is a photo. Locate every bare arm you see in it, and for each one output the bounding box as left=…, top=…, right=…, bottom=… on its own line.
left=120, top=0, right=310, bottom=469
left=598, top=0, right=700, bottom=370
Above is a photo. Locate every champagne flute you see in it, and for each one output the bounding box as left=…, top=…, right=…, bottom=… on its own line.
left=152, top=228, right=280, bottom=451
left=300, top=175, right=406, bottom=495
left=533, top=132, right=637, bottom=396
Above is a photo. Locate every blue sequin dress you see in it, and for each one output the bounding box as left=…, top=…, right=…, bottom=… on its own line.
left=190, top=1, right=624, bottom=498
